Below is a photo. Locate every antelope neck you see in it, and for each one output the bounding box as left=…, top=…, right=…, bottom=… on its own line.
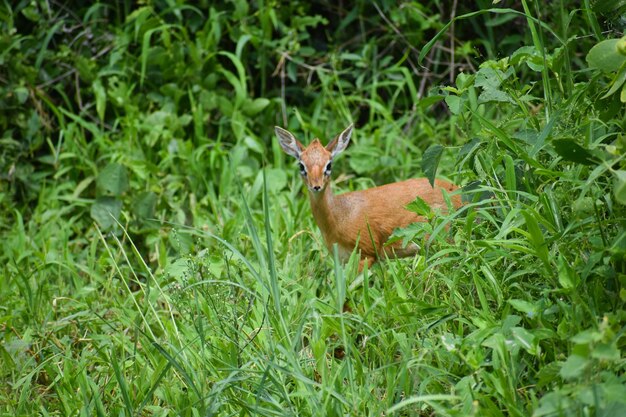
left=308, top=183, right=338, bottom=232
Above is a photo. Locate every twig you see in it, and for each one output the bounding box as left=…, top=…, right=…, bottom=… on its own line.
left=75, top=72, right=83, bottom=110
left=37, top=44, right=113, bottom=89
left=277, top=51, right=330, bottom=73
left=280, top=55, right=287, bottom=126
left=272, top=54, right=288, bottom=126
left=373, top=2, right=422, bottom=59
left=449, top=0, right=458, bottom=85
left=273, top=51, right=331, bottom=124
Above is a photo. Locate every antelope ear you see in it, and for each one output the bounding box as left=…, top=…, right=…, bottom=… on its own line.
left=326, top=123, right=353, bottom=157
left=275, top=126, right=303, bottom=159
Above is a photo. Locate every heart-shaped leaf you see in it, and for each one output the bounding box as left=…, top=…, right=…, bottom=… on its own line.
left=97, top=163, right=129, bottom=196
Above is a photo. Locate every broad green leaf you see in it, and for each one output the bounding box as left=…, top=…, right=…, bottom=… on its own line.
left=132, top=191, right=157, bottom=220
left=75, top=55, right=94, bottom=82
left=440, top=333, right=460, bottom=352
left=90, top=197, right=122, bottom=230
left=243, top=97, right=270, bottom=116
left=444, top=95, right=461, bottom=114
left=262, top=168, right=287, bottom=194
left=14, top=86, right=29, bottom=104
left=601, top=64, right=626, bottom=99
left=572, top=196, right=595, bottom=216
left=586, top=39, right=626, bottom=73
left=217, top=95, right=234, bottom=116
left=552, top=138, right=596, bottom=165
left=510, top=45, right=550, bottom=71
left=164, top=258, right=189, bottom=281
left=536, top=362, right=561, bottom=390
left=388, top=221, right=432, bottom=248
left=535, top=391, right=568, bottom=417
left=230, top=111, right=245, bottom=140
left=26, top=112, right=40, bottom=139
left=422, top=144, right=443, bottom=187
left=97, top=163, right=129, bottom=196
left=557, top=255, right=579, bottom=289
left=478, top=88, right=516, bottom=104
left=475, top=67, right=504, bottom=89
left=244, top=136, right=264, bottom=154
left=508, top=299, right=537, bottom=317
left=570, top=328, right=602, bottom=344
left=418, top=95, right=444, bottom=110
left=406, top=196, right=432, bottom=217
left=293, top=14, right=328, bottom=28
left=511, top=326, right=537, bottom=355
left=603, top=383, right=626, bottom=403
left=455, top=72, right=475, bottom=89
left=591, top=343, right=620, bottom=361
left=559, top=354, right=589, bottom=380
left=510, top=45, right=537, bottom=65
left=614, top=170, right=626, bottom=204
left=21, top=2, right=41, bottom=21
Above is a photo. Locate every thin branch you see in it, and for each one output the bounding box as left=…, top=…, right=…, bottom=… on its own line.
left=279, top=55, right=287, bottom=126
left=277, top=51, right=330, bottom=73
left=75, top=72, right=83, bottom=110
left=273, top=51, right=331, bottom=124
left=373, top=2, right=422, bottom=59
left=449, top=0, right=458, bottom=84
left=37, top=44, right=113, bottom=89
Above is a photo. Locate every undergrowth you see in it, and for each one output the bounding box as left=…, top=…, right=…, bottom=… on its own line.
left=1, top=1, right=625, bottom=416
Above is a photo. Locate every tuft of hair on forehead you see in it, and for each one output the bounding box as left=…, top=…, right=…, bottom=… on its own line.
left=300, top=138, right=329, bottom=154
left=300, top=138, right=332, bottom=166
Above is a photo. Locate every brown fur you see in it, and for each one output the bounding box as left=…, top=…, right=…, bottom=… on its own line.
left=275, top=125, right=462, bottom=270
left=310, top=177, right=461, bottom=269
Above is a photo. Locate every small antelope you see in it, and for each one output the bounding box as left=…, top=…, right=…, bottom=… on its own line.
left=275, top=123, right=462, bottom=270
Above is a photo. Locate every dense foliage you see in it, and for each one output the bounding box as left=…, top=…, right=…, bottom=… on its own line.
left=1, top=0, right=625, bottom=415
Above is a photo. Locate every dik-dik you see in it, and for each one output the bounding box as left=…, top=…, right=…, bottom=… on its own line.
left=275, top=124, right=462, bottom=270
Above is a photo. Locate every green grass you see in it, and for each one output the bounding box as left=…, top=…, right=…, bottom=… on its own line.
left=2, top=1, right=626, bottom=416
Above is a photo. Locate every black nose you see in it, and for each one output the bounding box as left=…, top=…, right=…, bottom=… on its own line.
left=312, top=186, right=321, bottom=191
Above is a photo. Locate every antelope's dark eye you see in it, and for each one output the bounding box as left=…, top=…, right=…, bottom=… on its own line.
left=324, top=161, right=332, bottom=175
left=298, top=162, right=307, bottom=176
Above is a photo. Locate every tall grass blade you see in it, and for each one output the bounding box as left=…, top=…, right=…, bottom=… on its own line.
left=110, top=351, right=134, bottom=415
